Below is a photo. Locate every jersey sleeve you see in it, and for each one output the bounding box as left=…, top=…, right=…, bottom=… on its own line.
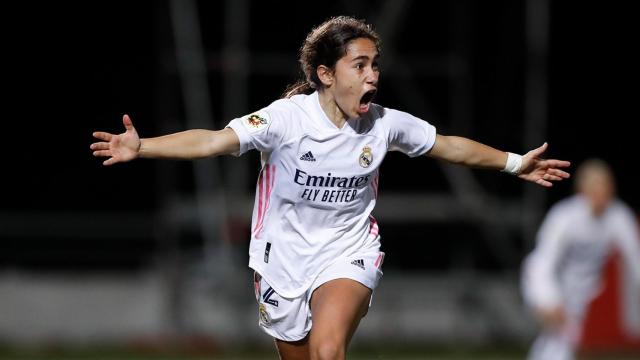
left=521, top=204, right=570, bottom=310
left=384, top=108, right=437, bottom=157
left=225, top=100, right=290, bottom=156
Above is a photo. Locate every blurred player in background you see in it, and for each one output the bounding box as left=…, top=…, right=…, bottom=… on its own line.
left=522, top=158, right=640, bottom=360
left=92, top=16, right=571, bottom=360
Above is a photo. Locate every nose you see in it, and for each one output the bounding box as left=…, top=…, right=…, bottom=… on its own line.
left=366, top=67, right=379, bottom=86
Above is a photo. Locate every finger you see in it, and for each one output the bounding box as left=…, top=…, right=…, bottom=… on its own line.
left=527, top=142, right=548, bottom=158
left=547, top=168, right=571, bottom=178
left=546, top=159, right=571, bottom=168
left=93, top=131, right=113, bottom=141
left=93, top=150, right=112, bottom=157
left=90, top=142, right=110, bottom=150
left=123, top=114, right=134, bottom=131
left=103, top=157, right=117, bottom=166
left=536, top=178, right=552, bottom=187
left=543, top=173, right=563, bottom=182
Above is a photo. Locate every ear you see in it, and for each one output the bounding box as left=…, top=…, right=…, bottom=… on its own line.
left=316, top=65, right=334, bottom=87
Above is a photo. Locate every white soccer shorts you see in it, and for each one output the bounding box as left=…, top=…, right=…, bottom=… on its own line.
left=253, top=251, right=385, bottom=341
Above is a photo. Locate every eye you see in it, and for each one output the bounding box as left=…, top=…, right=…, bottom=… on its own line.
left=355, top=63, right=364, bottom=70
left=372, top=61, right=380, bottom=71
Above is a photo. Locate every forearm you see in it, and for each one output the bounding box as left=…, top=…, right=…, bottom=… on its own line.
left=523, top=254, right=563, bottom=310
left=427, top=135, right=508, bottom=169
left=139, top=129, right=228, bottom=159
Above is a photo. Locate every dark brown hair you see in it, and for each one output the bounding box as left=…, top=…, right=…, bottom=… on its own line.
left=283, top=16, right=381, bottom=98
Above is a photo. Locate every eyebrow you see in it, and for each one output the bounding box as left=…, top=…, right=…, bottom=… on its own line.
left=350, top=54, right=380, bottom=62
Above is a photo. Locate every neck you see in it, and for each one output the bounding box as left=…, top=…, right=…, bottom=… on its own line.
left=590, top=202, right=608, bottom=217
left=318, top=90, right=347, bottom=128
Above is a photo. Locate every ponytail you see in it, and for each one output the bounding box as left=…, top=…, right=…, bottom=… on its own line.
left=282, top=80, right=315, bottom=98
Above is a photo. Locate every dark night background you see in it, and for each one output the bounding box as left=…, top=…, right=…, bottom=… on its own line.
left=3, top=1, right=638, bottom=273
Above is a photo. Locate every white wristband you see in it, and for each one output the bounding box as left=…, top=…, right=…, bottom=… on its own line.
left=502, top=152, right=523, bottom=175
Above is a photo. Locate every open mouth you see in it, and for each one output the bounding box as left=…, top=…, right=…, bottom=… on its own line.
left=358, top=89, right=377, bottom=113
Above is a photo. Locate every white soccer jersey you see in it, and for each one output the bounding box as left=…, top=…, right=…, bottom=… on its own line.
left=522, top=195, right=640, bottom=316
left=227, top=91, right=436, bottom=298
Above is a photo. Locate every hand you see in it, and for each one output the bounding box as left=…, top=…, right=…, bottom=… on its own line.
left=518, top=142, right=571, bottom=187
left=536, top=305, right=566, bottom=330
left=90, top=114, right=141, bottom=166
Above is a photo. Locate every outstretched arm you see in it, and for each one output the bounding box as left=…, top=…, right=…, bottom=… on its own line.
left=91, top=114, right=240, bottom=165
left=522, top=206, right=570, bottom=329
left=426, top=135, right=570, bottom=187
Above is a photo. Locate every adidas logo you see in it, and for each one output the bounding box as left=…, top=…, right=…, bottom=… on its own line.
left=300, top=151, right=316, bottom=162
left=351, top=259, right=365, bottom=270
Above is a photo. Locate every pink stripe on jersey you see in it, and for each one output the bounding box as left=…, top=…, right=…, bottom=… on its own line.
left=374, top=252, right=385, bottom=268
left=253, top=168, right=265, bottom=234
left=254, top=164, right=276, bottom=238
left=256, top=164, right=276, bottom=236
left=369, top=215, right=379, bottom=237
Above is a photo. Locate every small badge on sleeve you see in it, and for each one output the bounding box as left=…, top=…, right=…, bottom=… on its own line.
left=242, top=111, right=270, bottom=133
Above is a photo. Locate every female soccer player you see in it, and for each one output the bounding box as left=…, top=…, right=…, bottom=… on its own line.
left=91, top=16, right=570, bottom=360
left=522, top=159, right=640, bottom=360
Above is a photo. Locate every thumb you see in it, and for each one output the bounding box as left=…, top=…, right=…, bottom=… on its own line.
left=122, top=114, right=135, bottom=131
left=527, top=142, right=548, bottom=158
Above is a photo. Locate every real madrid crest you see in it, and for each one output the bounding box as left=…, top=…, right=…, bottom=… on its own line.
left=258, top=303, right=271, bottom=326
left=359, top=146, right=373, bottom=168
